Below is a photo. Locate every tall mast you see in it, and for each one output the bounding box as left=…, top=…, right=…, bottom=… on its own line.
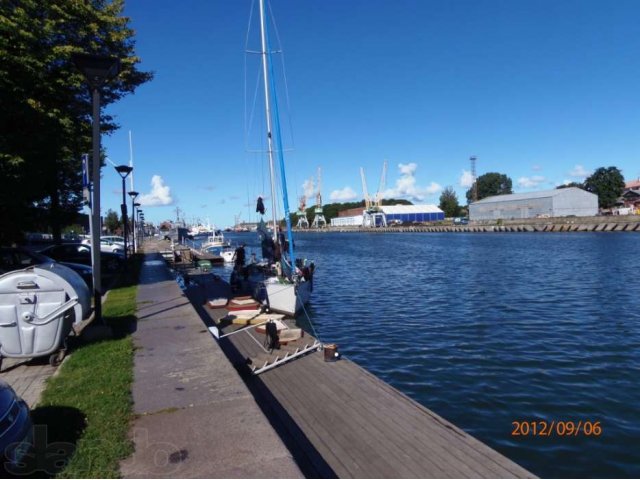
left=258, top=0, right=296, bottom=269
left=258, top=0, right=279, bottom=242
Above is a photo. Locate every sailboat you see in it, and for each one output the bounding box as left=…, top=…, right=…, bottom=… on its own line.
left=244, top=0, right=314, bottom=316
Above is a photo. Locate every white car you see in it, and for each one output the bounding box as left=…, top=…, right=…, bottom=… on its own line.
left=81, top=236, right=125, bottom=254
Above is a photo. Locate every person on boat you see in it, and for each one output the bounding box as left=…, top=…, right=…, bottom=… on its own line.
left=262, top=235, right=276, bottom=262
left=233, top=243, right=246, bottom=271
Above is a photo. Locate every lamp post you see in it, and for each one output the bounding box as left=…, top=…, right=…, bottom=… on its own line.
left=128, top=191, right=139, bottom=253
left=72, top=53, right=120, bottom=323
left=115, top=165, right=133, bottom=262
left=133, top=199, right=141, bottom=252
left=138, top=210, right=144, bottom=240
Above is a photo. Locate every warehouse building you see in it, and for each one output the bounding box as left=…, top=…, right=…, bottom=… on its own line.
left=469, top=187, right=598, bottom=221
left=331, top=204, right=444, bottom=227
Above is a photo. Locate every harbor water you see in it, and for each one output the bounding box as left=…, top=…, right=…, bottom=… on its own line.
left=216, top=231, right=639, bottom=478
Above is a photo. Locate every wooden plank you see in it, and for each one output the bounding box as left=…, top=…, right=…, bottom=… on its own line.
left=264, top=368, right=356, bottom=477
left=280, top=357, right=470, bottom=478
left=330, top=360, right=517, bottom=475
left=324, top=360, right=507, bottom=478
left=328, top=359, right=532, bottom=478
left=274, top=357, right=449, bottom=478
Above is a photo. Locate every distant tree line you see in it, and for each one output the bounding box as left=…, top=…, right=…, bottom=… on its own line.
left=0, top=0, right=152, bottom=245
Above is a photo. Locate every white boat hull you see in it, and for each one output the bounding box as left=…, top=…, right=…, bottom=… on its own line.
left=264, top=279, right=311, bottom=316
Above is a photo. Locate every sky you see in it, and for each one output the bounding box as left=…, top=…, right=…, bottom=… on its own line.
left=100, top=0, right=640, bottom=228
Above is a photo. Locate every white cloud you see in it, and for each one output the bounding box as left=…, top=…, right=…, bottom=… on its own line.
left=459, top=170, right=474, bottom=188
left=399, top=163, right=417, bottom=176
left=426, top=182, right=442, bottom=194
left=517, top=175, right=546, bottom=188
left=383, top=162, right=442, bottom=201
left=329, top=186, right=358, bottom=201
left=302, top=178, right=315, bottom=200
left=532, top=164, right=542, bottom=172
left=138, top=175, right=173, bottom=206
left=569, top=164, right=591, bottom=179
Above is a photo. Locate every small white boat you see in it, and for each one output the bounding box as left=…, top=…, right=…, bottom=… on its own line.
left=201, top=232, right=229, bottom=250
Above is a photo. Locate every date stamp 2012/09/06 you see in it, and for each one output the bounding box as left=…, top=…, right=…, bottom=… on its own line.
left=511, top=420, right=602, bottom=437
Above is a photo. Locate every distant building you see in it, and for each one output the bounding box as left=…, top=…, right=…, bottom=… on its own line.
left=381, top=204, right=444, bottom=223
left=469, top=187, right=598, bottom=221
left=618, top=179, right=640, bottom=213
left=331, top=204, right=444, bottom=227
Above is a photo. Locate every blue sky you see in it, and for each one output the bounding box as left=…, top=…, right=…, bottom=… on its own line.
left=100, top=0, right=640, bottom=227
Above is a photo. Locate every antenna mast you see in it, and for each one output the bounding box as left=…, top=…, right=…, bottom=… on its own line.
left=470, top=155, right=478, bottom=202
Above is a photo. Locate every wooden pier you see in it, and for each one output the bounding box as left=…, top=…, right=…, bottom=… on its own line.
left=178, top=268, right=535, bottom=478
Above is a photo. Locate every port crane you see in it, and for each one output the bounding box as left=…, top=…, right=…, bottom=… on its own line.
left=296, top=194, right=309, bottom=229
left=311, top=167, right=327, bottom=228
left=360, top=161, right=387, bottom=227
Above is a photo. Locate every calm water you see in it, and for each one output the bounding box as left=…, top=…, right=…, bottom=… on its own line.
left=219, top=231, right=640, bottom=478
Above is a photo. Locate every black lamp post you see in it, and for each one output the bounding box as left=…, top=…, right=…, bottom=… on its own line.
left=115, top=165, right=133, bottom=262
left=132, top=198, right=141, bottom=252
left=72, top=53, right=120, bottom=323
left=128, top=191, right=139, bottom=253
left=138, top=210, right=144, bottom=239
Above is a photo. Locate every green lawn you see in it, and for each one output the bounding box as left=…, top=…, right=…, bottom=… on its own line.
left=33, top=261, right=141, bottom=478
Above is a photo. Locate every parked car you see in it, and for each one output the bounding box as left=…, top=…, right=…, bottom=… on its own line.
left=80, top=236, right=124, bottom=254
left=0, top=247, right=93, bottom=288
left=0, top=379, right=33, bottom=471
left=38, top=243, right=123, bottom=273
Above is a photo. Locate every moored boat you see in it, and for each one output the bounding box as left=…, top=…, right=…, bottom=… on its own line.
left=240, top=0, right=315, bottom=316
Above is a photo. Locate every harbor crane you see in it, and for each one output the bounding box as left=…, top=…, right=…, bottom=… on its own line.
left=311, top=167, right=327, bottom=228
left=360, top=161, right=387, bottom=227
left=296, top=194, right=309, bottom=229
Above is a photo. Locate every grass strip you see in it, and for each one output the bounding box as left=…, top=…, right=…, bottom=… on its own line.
left=34, top=259, right=141, bottom=478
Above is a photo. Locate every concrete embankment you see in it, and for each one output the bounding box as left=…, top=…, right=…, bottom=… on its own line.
left=301, top=216, right=640, bottom=234
left=120, top=242, right=302, bottom=478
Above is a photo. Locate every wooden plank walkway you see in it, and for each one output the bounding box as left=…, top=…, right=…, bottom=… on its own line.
left=157, top=245, right=534, bottom=479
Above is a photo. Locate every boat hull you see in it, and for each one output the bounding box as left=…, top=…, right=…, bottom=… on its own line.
left=263, top=279, right=311, bottom=316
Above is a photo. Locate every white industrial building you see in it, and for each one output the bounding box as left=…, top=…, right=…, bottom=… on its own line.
left=469, top=187, right=598, bottom=221
left=331, top=204, right=444, bottom=227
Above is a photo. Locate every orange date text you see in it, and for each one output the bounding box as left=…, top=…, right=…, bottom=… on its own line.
left=511, top=420, right=602, bottom=437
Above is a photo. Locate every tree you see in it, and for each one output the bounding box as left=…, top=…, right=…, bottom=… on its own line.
left=439, top=187, right=461, bottom=217
left=104, top=209, right=121, bottom=234
left=466, top=172, right=513, bottom=204
left=584, top=166, right=625, bottom=209
left=557, top=182, right=584, bottom=189
left=0, top=0, right=153, bottom=244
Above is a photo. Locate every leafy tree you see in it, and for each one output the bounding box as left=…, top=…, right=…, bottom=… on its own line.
left=439, top=187, right=461, bottom=217
left=0, top=0, right=152, bottom=245
left=466, top=172, right=513, bottom=204
left=584, top=166, right=625, bottom=208
left=557, top=182, right=584, bottom=189
left=104, top=209, right=121, bottom=234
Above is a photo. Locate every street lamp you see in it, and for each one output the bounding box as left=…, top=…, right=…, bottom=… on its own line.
left=132, top=198, right=141, bottom=252
left=128, top=191, right=139, bottom=253
left=138, top=210, right=144, bottom=239
left=72, top=53, right=120, bottom=323
left=115, top=165, right=133, bottom=262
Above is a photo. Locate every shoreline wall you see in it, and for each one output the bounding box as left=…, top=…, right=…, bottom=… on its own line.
left=295, top=216, right=640, bottom=234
